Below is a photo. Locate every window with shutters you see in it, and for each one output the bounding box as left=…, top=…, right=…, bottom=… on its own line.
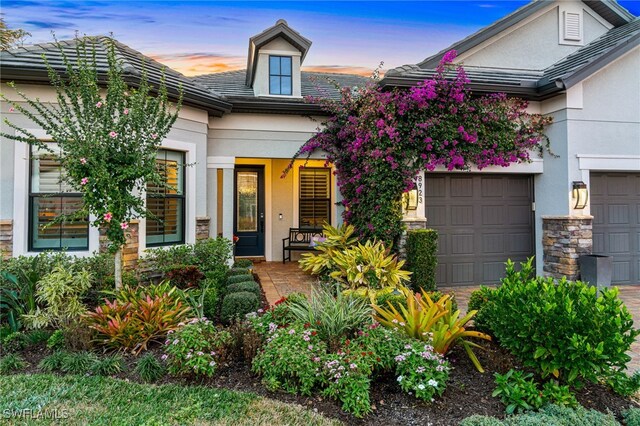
left=29, top=144, right=89, bottom=251
left=146, top=149, right=185, bottom=247
left=299, top=168, right=331, bottom=229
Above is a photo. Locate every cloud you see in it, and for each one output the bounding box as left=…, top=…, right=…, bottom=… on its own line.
left=302, top=65, right=378, bottom=77
left=148, top=52, right=246, bottom=76
left=23, top=20, right=71, bottom=30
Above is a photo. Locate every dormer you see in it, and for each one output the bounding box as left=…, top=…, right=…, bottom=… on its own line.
left=245, top=19, right=312, bottom=98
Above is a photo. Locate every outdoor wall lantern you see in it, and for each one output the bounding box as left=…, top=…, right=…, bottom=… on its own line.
left=572, top=181, right=588, bottom=209
left=403, top=189, right=419, bottom=210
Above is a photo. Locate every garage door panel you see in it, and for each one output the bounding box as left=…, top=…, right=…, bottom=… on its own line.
left=451, top=177, right=473, bottom=197
left=591, top=172, right=640, bottom=285
left=451, top=234, right=474, bottom=255
left=481, top=205, right=503, bottom=225
left=482, top=234, right=504, bottom=253
left=508, top=205, right=532, bottom=225
left=426, top=205, right=447, bottom=226
left=509, top=233, right=532, bottom=254
left=481, top=178, right=503, bottom=197
left=483, top=262, right=506, bottom=282
left=451, top=263, right=474, bottom=285
left=507, top=178, right=530, bottom=197
left=451, top=205, right=474, bottom=226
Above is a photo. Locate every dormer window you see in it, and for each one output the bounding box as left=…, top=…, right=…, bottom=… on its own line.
left=269, top=55, right=292, bottom=95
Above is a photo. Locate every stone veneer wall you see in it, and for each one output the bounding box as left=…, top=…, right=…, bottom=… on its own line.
left=0, top=220, right=12, bottom=259
left=399, top=218, right=428, bottom=260
left=542, top=216, right=593, bottom=280
left=196, top=217, right=210, bottom=240
left=99, top=221, right=139, bottom=271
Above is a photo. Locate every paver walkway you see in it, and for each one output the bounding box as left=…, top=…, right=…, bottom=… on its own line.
left=254, top=261, right=640, bottom=372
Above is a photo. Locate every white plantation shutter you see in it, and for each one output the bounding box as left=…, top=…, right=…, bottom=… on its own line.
left=299, top=168, right=331, bottom=228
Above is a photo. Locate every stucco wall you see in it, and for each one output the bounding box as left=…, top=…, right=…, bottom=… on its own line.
left=460, top=3, right=609, bottom=70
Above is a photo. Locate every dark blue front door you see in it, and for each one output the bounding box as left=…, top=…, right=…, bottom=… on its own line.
left=234, top=167, right=265, bottom=257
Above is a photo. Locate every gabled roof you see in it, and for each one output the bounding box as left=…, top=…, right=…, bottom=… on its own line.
left=193, top=69, right=368, bottom=114
left=382, top=16, right=640, bottom=100
left=417, top=0, right=635, bottom=70
left=0, top=36, right=232, bottom=116
left=245, top=19, right=312, bottom=87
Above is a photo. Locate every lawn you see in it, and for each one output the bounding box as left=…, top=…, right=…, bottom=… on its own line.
left=0, top=374, right=338, bottom=426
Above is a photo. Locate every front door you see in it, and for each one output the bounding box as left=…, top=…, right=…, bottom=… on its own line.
left=234, top=166, right=265, bottom=257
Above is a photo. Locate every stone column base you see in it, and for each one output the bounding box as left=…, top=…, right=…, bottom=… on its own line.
left=0, top=220, right=13, bottom=259
left=542, top=215, right=593, bottom=280
left=196, top=217, right=210, bottom=240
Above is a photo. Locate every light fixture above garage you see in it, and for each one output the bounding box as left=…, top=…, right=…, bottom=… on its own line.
left=572, top=181, right=588, bottom=209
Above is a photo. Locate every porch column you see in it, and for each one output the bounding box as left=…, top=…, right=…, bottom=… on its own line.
left=206, top=168, right=217, bottom=238
left=207, top=156, right=235, bottom=242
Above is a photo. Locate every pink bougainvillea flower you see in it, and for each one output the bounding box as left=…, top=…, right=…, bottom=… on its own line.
left=96, top=101, right=102, bottom=108
left=80, top=158, right=87, bottom=164
left=109, top=131, right=117, bottom=138
left=80, top=177, right=89, bottom=185
left=151, top=133, right=158, bottom=140
left=104, top=212, right=113, bottom=222
left=120, top=222, right=129, bottom=230
left=9, top=107, right=15, bottom=112
left=123, top=108, right=129, bottom=115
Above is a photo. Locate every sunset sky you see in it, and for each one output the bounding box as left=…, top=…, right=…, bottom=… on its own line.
left=4, top=0, right=640, bottom=77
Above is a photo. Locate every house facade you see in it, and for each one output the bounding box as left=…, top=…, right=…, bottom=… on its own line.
left=0, top=0, right=638, bottom=286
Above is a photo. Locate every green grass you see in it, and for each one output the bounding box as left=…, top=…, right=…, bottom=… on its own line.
left=0, top=374, right=340, bottom=425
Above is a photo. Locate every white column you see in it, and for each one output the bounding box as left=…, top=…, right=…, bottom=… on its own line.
left=222, top=168, right=234, bottom=241
left=206, top=168, right=218, bottom=237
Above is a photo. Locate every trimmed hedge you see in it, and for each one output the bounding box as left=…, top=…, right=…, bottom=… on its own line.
left=228, top=268, right=251, bottom=277
left=226, top=281, right=261, bottom=298
left=467, top=286, right=496, bottom=333
left=233, top=259, right=254, bottom=269
left=460, top=404, right=620, bottom=425
left=221, top=292, right=260, bottom=324
left=405, top=229, right=438, bottom=292
left=227, top=274, right=255, bottom=285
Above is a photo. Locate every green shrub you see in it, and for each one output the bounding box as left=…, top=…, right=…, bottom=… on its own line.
left=606, top=370, right=640, bottom=397
left=233, top=259, right=254, bottom=269
left=92, top=354, right=125, bottom=376
left=468, top=286, right=496, bottom=333
left=0, top=353, right=27, bottom=373
left=485, top=258, right=639, bottom=384
left=145, top=237, right=232, bottom=275
left=461, top=405, right=621, bottom=426
left=60, top=351, right=99, bottom=375
left=164, top=318, right=232, bottom=377
left=226, top=281, right=261, bottom=298
left=38, top=350, right=69, bottom=372
left=1, top=331, right=28, bottom=352
left=405, top=229, right=438, bottom=292
left=460, top=415, right=504, bottom=426
left=493, top=370, right=576, bottom=414
left=47, top=329, right=66, bottom=350
left=228, top=267, right=250, bottom=277
left=135, top=353, right=165, bottom=382
left=624, top=408, right=640, bottom=426
left=25, top=329, right=52, bottom=345
left=221, top=292, right=260, bottom=324
left=227, top=274, right=254, bottom=286
left=165, top=265, right=204, bottom=289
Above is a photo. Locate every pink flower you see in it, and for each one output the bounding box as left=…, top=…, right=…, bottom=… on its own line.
left=8, top=107, right=14, bottom=113
left=109, top=131, right=117, bottom=138
left=120, top=222, right=129, bottom=230
left=80, top=158, right=87, bottom=164
left=103, top=212, right=113, bottom=222
left=80, top=177, right=89, bottom=185
left=123, top=108, right=129, bottom=115
left=151, top=133, right=158, bottom=140
left=96, top=101, right=102, bottom=108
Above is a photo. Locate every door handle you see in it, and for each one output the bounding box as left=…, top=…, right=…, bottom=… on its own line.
left=260, top=212, right=265, bottom=233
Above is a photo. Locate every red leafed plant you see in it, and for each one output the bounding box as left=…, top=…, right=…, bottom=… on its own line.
left=85, top=288, right=191, bottom=355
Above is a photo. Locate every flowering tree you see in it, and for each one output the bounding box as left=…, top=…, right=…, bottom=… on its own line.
left=285, top=51, right=552, bottom=248
left=1, top=38, right=181, bottom=288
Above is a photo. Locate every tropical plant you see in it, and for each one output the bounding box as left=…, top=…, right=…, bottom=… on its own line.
left=287, top=284, right=371, bottom=350
left=91, top=354, right=125, bottom=376
left=165, top=265, right=204, bottom=289
left=46, top=329, right=66, bottom=350
left=60, top=351, right=100, bottom=375
left=0, top=269, right=38, bottom=332
left=0, top=353, right=27, bottom=373
left=22, top=264, right=92, bottom=330
left=38, top=351, right=69, bottom=372
left=135, top=353, right=166, bottom=382
left=299, top=223, right=359, bottom=279
left=1, top=37, right=182, bottom=288
left=0, top=18, right=30, bottom=50
left=373, top=286, right=491, bottom=372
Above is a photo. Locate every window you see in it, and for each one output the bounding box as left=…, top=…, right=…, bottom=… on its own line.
left=299, top=168, right=331, bottom=229
left=29, top=144, right=89, bottom=251
left=269, top=55, right=292, bottom=95
left=146, top=149, right=185, bottom=246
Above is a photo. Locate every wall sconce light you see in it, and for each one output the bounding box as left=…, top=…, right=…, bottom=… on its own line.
left=572, top=181, right=588, bottom=209
left=403, top=189, right=419, bottom=210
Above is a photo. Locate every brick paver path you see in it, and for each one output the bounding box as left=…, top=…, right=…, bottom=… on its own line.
left=254, top=262, right=640, bottom=372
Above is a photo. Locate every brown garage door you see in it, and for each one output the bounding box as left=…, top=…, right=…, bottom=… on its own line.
left=591, top=172, right=640, bottom=284
left=425, top=174, right=534, bottom=286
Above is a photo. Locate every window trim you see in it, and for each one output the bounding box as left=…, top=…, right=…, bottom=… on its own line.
left=145, top=149, right=186, bottom=248
left=268, top=55, right=293, bottom=96
left=298, top=167, right=331, bottom=230
left=28, top=144, right=90, bottom=252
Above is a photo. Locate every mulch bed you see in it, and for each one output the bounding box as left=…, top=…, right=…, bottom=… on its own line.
left=13, top=337, right=638, bottom=426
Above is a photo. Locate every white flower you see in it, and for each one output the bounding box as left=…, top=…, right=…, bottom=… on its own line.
left=417, top=384, right=425, bottom=390
left=397, top=375, right=404, bottom=382
left=428, top=379, right=438, bottom=387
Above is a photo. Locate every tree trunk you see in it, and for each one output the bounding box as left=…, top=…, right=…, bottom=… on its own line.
left=114, top=247, right=123, bottom=290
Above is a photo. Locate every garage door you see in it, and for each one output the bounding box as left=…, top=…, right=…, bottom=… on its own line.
left=425, top=174, right=534, bottom=286
left=591, top=172, right=640, bottom=284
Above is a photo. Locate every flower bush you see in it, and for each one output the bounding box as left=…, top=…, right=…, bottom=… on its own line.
left=285, top=51, right=551, bottom=246
left=395, top=340, right=450, bottom=402
left=164, top=318, right=232, bottom=377
left=321, top=350, right=372, bottom=417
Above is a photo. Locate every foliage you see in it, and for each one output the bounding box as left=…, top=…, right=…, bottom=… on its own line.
left=394, top=340, right=450, bottom=402
left=287, top=284, right=371, bottom=350
left=493, top=370, right=577, bottom=415
left=38, top=350, right=69, bottom=372
left=606, top=370, right=640, bottom=397
left=85, top=285, right=191, bottom=354
left=0, top=353, right=27, bottom=374
left=135, top=353, right=166, bottom=382
left=165, top=265, right=204, bottom=289
left=0, top=18, right=30, bottom=50
left=467, top=286, right=496, bottom=334
left=228, top=267, right=251, bottom=277
left=299, top=223, right=359, bottom=280
left=227, top=281, right=261, bottom=298
left=0, top=268, right=38, bottom=332
left=221, top=292, right=261, bottom=324
left=228, top=321, right=263, bottom=361
left=91, top=354, right=125, bottom=376
left=373, top=286, right=490, bottom=371
left=484, top=258, right=639, bottom=384
left=321, top=350, right=372, bottom=417
left=624, top=408, right=640, bottom=426
left=22, top=264, right=92, bottom=330
left=405, top=229, right=439, bottom=292
left=233, top=259, right=254, bottom=269
left=285, top=51, right=552, bottom=247
left=461, top=404, right=621, bottom=426
left=329, top=240, right=411, bottom=291
left=146, top=237, right=233, bottom=275
left=164, top=318, right=232, bottom=377
left=252, top=323, right=327, bottom=395
left=227, top=274, right=255, bottom=285
left=1, top=331, right=28, bottom=352
left=25, top=329, right=52, bottom=345
left=60, top=351, right=100, bottom=375
left=46, top=329, right=66, bottom=350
